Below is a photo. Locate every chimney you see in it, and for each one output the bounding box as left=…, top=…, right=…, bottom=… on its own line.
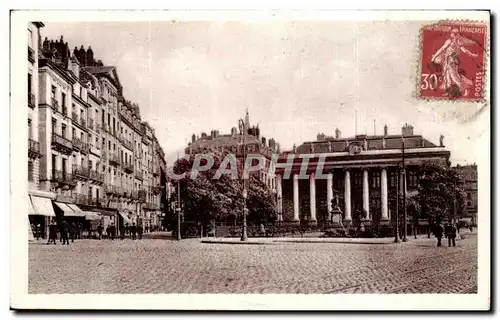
left=261, top=137, right=267, bottom=146
left=191, top=134, right=196, bottom=143
left=335, top=128, right=341, bottom=140
left=70, top=56, right=80, bottom=78
left=384, top=125, right=388, bottom=136
left=402, top=123, right=414, bottom=137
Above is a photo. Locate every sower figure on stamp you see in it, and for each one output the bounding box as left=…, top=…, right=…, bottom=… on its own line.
left=430, top=28, right=479, bottom=97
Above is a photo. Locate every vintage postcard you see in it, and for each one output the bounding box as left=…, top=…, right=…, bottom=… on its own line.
left=10, top=10, right=490, bottom=310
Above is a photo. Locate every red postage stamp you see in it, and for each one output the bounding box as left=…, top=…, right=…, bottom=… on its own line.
left=419, top=22, right=488, bottom=101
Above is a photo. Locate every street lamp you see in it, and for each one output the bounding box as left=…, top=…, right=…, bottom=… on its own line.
left=239, top=118, right=248, bottom=241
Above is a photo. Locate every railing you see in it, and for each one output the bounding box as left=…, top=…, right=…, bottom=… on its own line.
left=51, top=98, right=59, bottom=112
left=72, top=112, right=78, bottom=122
left=51, top=170, right=74, bottom=185
left=28, top=93, right=35, bottom=108
left=89, top=170, right=105, bottom=183
left=72, top=138, right=89, bottom=153
left=88, top=118, right=94, bottom=130
left=123, top=163, right=134, bottom=173
left=28, top=138, right=40, bottom=154
left=80, top=117, right=87, bottom=127
left=72, top=165, right=90, bottom=178
left=51, top=133, right=72, bottom=150
left=73, top=193, right=89, bottom=205
left=134, top=171, right=143, bottom=181
left=109, top=153, right=121, bottom=165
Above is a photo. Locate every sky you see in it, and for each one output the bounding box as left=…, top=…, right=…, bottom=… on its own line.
left=41, top=20, right=488, bottom=166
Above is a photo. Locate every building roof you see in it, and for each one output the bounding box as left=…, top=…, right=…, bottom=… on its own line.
left=189, top=134, right=261, bottom=150
left=294, top=134, right=438, bottom=154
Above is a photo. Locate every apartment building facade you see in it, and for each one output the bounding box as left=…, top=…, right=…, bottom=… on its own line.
left=27, top=32, right=167, bottom=237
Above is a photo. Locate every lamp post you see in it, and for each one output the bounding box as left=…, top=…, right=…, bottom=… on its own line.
left=394, top=168, right=400, bottom=243
left=239, top=118, right=248, bottom=241
left=402, top=137, right=408, bottom=242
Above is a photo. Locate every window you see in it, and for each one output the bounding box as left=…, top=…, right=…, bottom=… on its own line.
left=80, top=86, right=83, bottom=98
left=72, top=128, right=76, bottom=139
left=51, top=86, right=56, bottom=99
left=61, top=92, right=66, bottom=108
left=113, top=143, right=116, bottom=151
left=28, top=74, right=32, bottom=95
left=408, top=171, right=419, bottom=188
left=80, top=109, right=84, bottom=120
left=61, top=124, right=67, bottom=138
left=467, top=193, right=472, bottom=200
left=62, top=158, right=67, bottom=176
left=28, top=161, right=34, bottom=181
left=28, top=119, right=32, bottom=139
left=389, top=171, right=397, bottom=188
left=108, top=141, right=111, bottom=150
left=96, top=137, right=99, bottom=147
left=108, top=113, right=110, bottom=125
left=80, top=132, right=84, bottom=141
left=89, top=160, right=93, bottom=170
left=51, top=154, right=57, bottom=174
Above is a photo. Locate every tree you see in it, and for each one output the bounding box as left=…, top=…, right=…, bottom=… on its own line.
left=416, top=162, right=466, bottom=224
left=170, top=148, right=277, bottom=226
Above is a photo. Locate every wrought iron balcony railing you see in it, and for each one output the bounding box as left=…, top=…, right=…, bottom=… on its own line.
left=51, top=133, right=72, bottom=152
left=28, top=138, right=40, bottom=155
left=72, top=165, right=90, bottom=178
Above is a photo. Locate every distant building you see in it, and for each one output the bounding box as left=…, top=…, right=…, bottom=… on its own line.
left=275, top=124, right=451, bottom=225
left=454, top=164, right=478, bottom=218
left=185, top=110, right=281, bottom=190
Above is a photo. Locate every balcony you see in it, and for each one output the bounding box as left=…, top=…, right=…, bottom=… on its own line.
left=89, top=170, right=105, bottom=184
left=120, top=137, right=134, bottom=151
left=50, top=170, right=75, bottom=188
left=80, top=117, right=87, bottom=128
left=95, top=123, right=101, bottom=134
left=123, top=162, right=134, bottom=174
left=134, top=171, right=143, bottom=181
left=72, top=138, right=89, bottom=154
left=73, top=193, right=89, bottom=205
left=88, top=118, right=94, bottom=130
left=28, top=93, right=35, bottom=108
left=72, top=165, right=90, bottom=180
left=138, top=190, right=147, bottom=202
left=28, top=138, right=41, bottom=158
left=51, top=133, right=72, bottom=154
left=51, top=98, right=59, bottom=112
left=144, top=202, right=159, bottom=211
left=90, top=144, right=101, bottom=157
left=109, top=153, right=121, bottom=166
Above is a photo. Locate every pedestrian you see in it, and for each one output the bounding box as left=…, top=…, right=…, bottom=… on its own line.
left=131, top=223, right=137, bottom=240
left=97, top=223, right=103, bottom=240
left=70, top=222, right=77, bottom=243
left=59, top=220, right=70, bottom=245
left=47, top=221, right=57, bottom=245
left=106, top=225, right=110, bottom=239
left=446, top=223, right=457, bottom=247
left=109, top=223, right=116, bottom=240
left=456, top=221, right=461, bottom=234
left=434, top=223, right=444, bottom=247
left=260, top=223, right=266, bottom=237
left=137, top=224, right=143, bottom=240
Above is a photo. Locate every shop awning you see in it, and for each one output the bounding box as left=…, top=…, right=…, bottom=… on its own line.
left=54, top=202, right=85, bottom=217
left=30, top=196, right=56, bottom=217
left=118, top=211, right=133, bottom=224
left=84, top=211, right=102, bottom=220
left=28, top=196, right=36, bottom=216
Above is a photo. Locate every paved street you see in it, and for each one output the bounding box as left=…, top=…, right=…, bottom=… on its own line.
left=29, top=234, right=477, bottom=294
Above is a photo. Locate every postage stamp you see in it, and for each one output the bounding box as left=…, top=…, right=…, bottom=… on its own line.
left=418, top=21, right=488, bottom=101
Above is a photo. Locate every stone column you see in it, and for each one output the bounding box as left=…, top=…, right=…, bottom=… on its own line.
left=309, top=173, right=317, bottom=223
left=276, top=174, right=283, bottom=221
left=326, top=173, right=333, bottom=221
left=344, top=170, right=351, bottom=221
left=363, top=169, right=370, bottom=220
left=381, top=168, right=389, bottom=221
left=293, top=173, right=300, bottom=222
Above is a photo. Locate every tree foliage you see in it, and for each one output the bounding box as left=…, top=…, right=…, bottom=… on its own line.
left=416, top=162, right=466, bottom=223
left=170, top=148, right=277, bottom=225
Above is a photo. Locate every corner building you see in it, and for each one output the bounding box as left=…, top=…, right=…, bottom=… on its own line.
left=27, top=32, right=167, bottom=238
left=275, top=124, right=451, bottom=228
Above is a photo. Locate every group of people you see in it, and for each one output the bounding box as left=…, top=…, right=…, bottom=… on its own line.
left=433, top=222, right=464, bottom=247
left=46, top=220, right=82, bottom=245
left=94, top=222, right=145, bottom=240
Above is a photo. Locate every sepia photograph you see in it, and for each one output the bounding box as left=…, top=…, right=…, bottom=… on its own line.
left=10, top=10, right=490, bottom=310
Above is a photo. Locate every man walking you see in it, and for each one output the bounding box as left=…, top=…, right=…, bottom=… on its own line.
left=60, top=220, right=70, bottom=245
left=97, top=223, right=103, bottom=240
left=446, top=222, right=457, bottom=247
left=434, top=222, right=444, bottom=247
left=131, top=223, right=137, bottom=240
left=137, top=224, right=143, bottom=240
left=109, top=223, right=116, bottom=240
left=47, top=220, right=57, bottom=245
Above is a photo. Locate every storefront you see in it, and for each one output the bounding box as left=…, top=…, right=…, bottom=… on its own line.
left=29, top=190, right=56, bottom=239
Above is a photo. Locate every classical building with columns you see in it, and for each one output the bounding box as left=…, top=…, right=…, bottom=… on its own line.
left=274, top=124, right=451, bottom=227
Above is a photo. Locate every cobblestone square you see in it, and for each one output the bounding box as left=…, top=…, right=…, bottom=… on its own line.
left=29, top=234, right=477, bottom=294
